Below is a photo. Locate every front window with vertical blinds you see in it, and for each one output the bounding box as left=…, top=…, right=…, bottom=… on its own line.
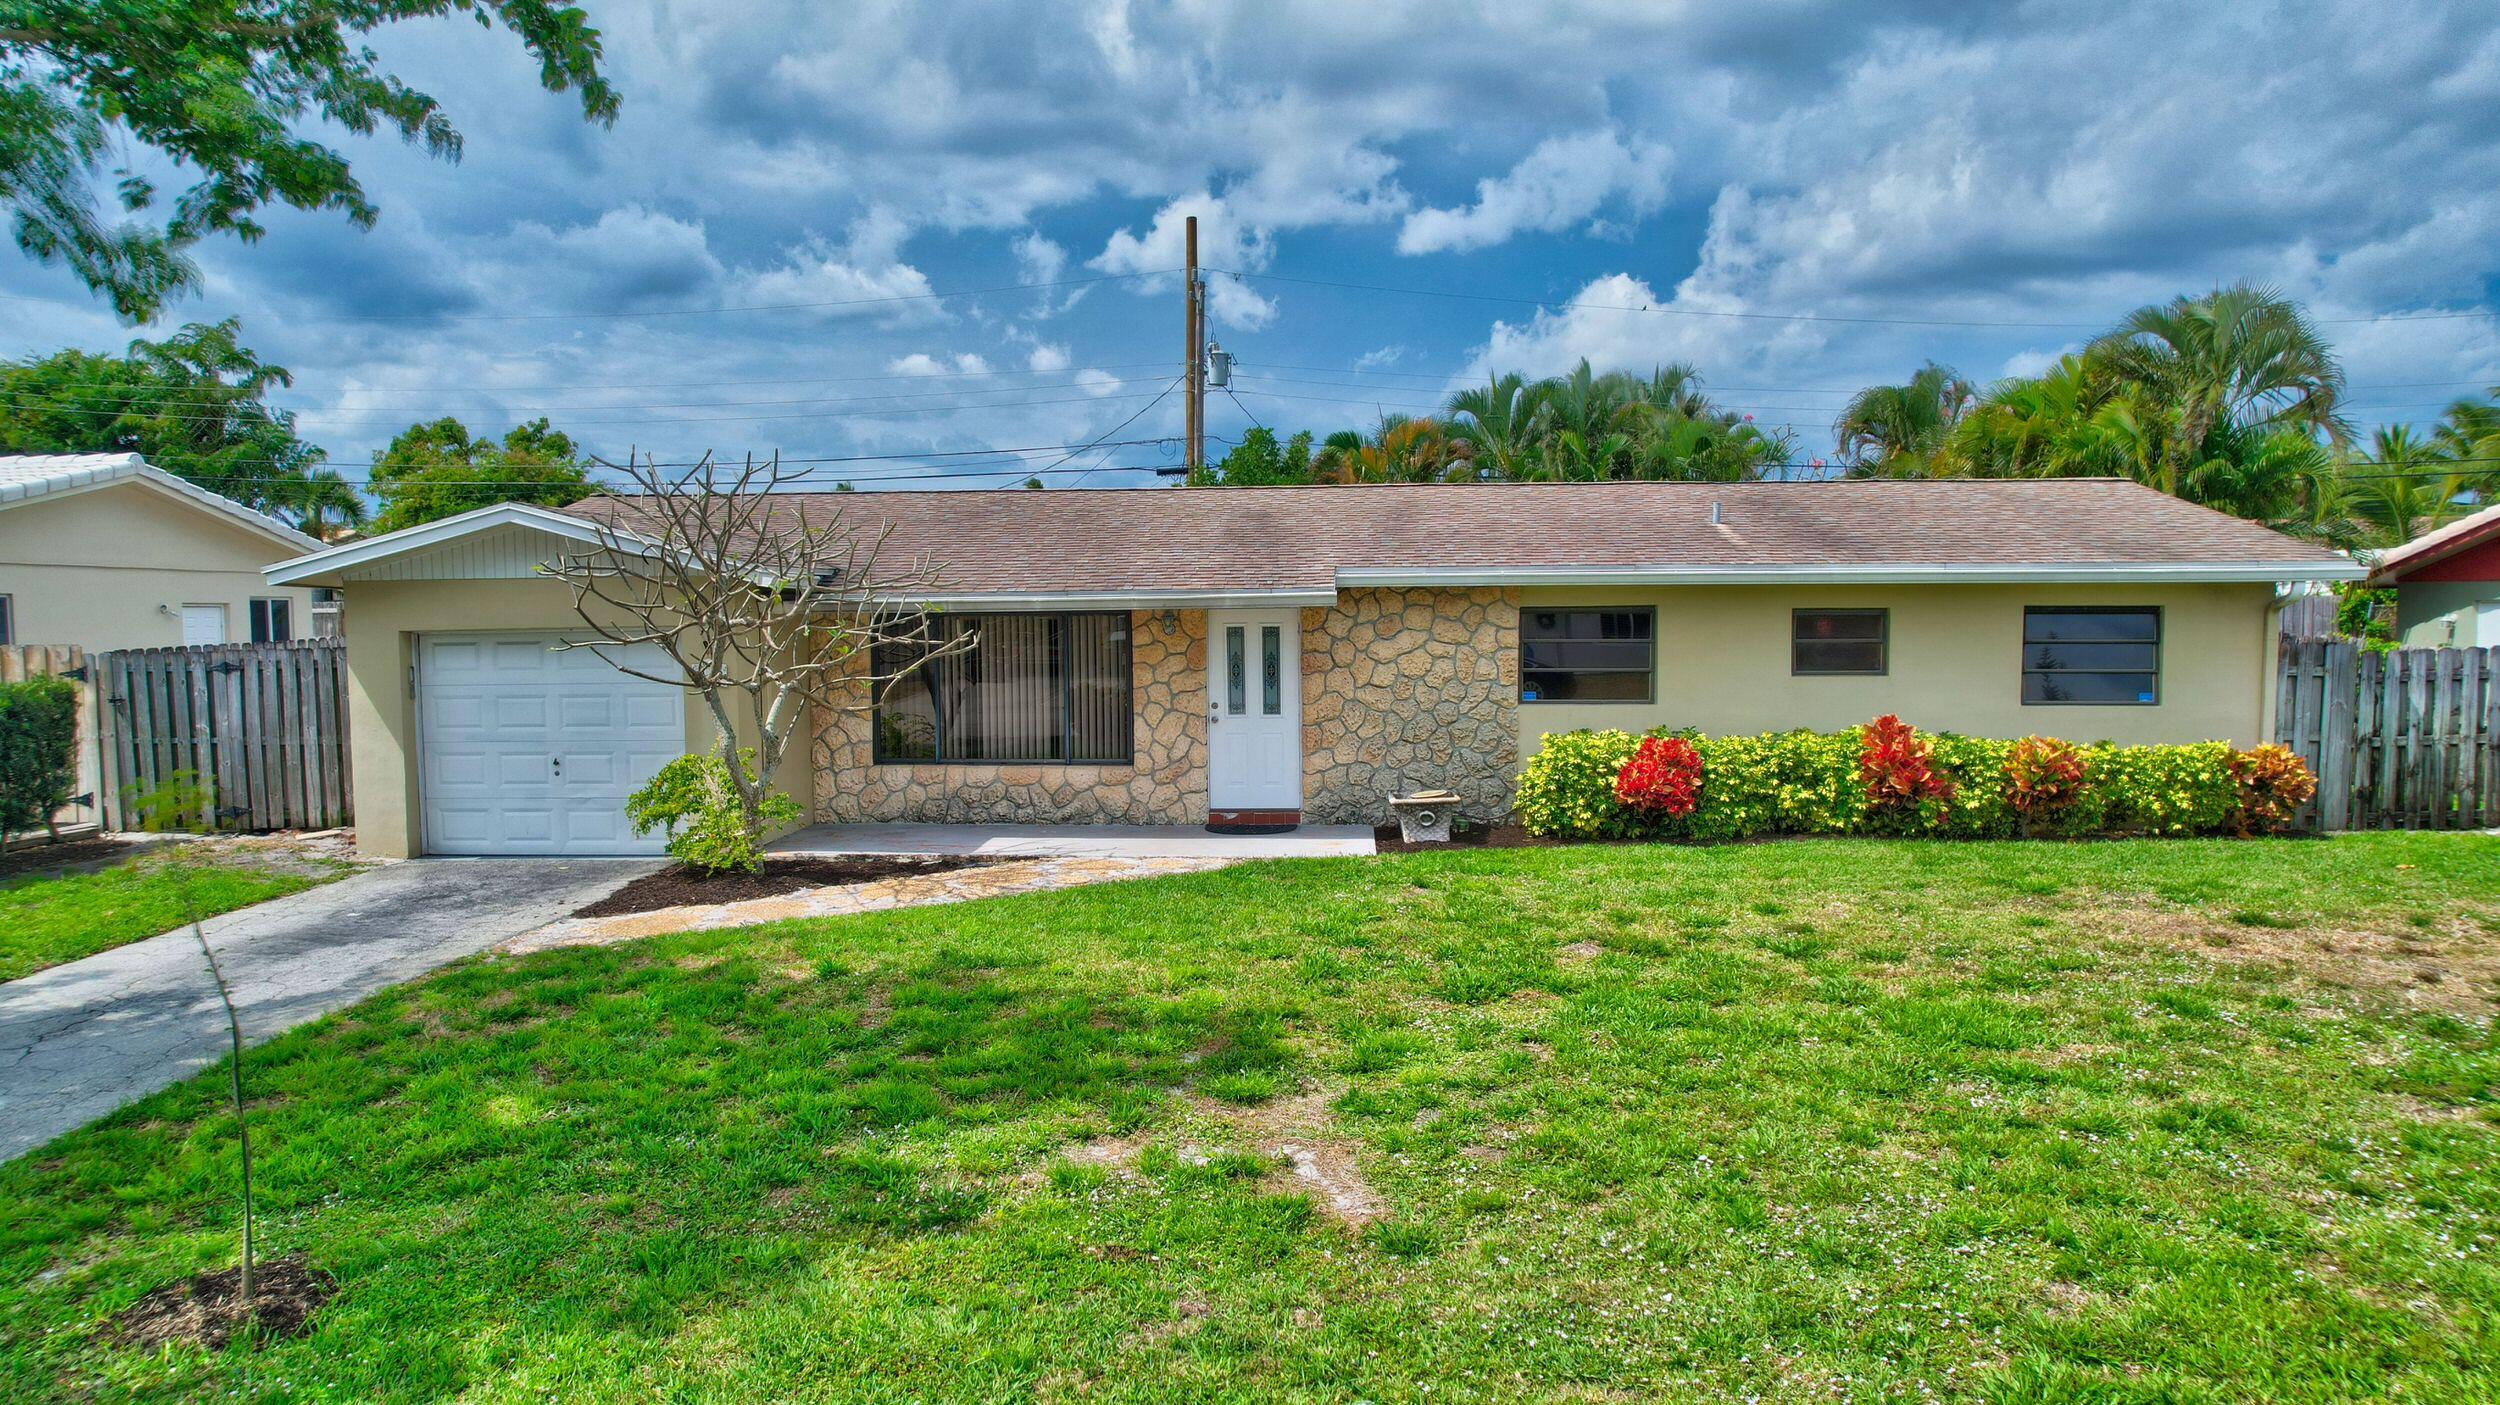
left=873, top=612, right=1133, bottom=763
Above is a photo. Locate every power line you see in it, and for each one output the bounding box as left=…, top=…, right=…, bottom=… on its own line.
left=1016, top=378, right=1186, bottom=487
left=1214, top=268, right=2500, bottom=329
left=0, top=269, right=1177, bottom=323
left=0, top=386, right=1170, bottom=430
left=0, top=373, right=1173, bottom=419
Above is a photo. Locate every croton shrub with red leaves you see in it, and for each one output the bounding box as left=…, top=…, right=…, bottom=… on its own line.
left=1612, top=735, right=1703, bottom=816
left=2226, top=743, right=2318, bottom=834
left=1857, top=714, right=1954, bottom=821
left=2004, top=736, right=2090, bottom=819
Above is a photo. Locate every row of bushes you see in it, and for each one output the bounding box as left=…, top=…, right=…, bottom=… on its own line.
left=1514, top=715, right=2315, bottom=842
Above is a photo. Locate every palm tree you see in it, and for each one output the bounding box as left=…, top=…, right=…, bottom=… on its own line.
left=279, top=468, right=369, bottom=539
left=1833, top=362, right=1974, bottom=472
left=1444, top=373, right=1544, bottom=480
left=2086, top=283, right=2347, bottom=457
left=1310, top=417, right=1463, bottom=483
left=2319, top=425, right=2474, bottom=549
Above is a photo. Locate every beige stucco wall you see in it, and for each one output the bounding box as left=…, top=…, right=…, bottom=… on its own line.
left=813, top=610, right=1209, bottom=824
left=1516, top=582, right=2279, bottom=759
left=337, top=577, right=808, bottom=858
left=1302, top=587, right=1520, bottom=823
left=0, top=480, right=314, bottom=650
left=2395, top=582, right=2494, bottom=649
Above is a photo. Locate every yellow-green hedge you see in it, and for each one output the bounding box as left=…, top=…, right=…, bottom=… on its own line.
left=1516, top=723, right=2243, bottom=841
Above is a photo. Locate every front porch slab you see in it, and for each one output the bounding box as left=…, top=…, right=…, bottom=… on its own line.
left=768, top=822, right=1376, bottom=859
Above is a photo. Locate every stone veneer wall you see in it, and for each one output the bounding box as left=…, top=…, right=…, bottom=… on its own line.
left=1301, top=587, right=1520, bottom=824
left=812, top=610, right=1207, bottom=824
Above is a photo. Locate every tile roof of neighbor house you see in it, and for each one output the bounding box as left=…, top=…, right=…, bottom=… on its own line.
left=0, top=452, right=319, bottom=550
left=2367, top=499, right=2500, bottom=582
left=560, top=477, right=2360, bottom=600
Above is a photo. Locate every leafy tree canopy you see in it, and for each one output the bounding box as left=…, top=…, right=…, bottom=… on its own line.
left=0, top=318, right=362, bottom=532
left=1, top=1, right=617, bottom=320
left=368, top=415, right=592, bottom=531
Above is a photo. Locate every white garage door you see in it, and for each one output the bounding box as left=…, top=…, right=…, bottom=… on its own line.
left=418, top=633, right=685, bottom=856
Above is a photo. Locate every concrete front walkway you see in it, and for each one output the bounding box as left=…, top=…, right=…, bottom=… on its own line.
left=0, top=858, right=652, bottom=1161
left=769, top=821, right=1376, bottom=859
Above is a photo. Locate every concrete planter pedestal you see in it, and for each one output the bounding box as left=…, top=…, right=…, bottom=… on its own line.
left=1387, top=790, right=1460, bottom=844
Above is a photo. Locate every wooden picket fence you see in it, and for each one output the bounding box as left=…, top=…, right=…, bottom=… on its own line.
left=2274, top=638, right=2500, bottom=830
left=0, top=644, right=105, bottom=837
left=96, top=639, right=352, bottom=832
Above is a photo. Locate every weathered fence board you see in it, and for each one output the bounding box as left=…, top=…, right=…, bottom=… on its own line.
left=2277, top=638, right=2500, bottom=830
left=96, top=640, right=351, bottom=832
left=0, top=644, right=104, bottom=836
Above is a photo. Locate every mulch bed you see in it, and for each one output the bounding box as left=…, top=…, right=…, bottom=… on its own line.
left=574, top=855, right=1000, bottom=917
left=0, top=835, right=138, bottom=881
left=107, top=1254, right=333, bottom=1351
left=1372, top=823, right=1561, bottom=854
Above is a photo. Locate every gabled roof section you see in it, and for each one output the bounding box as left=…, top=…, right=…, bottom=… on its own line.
left=0, top=452, right=320, bottom=553
left=276, top=478, right=2365, bottom=599
left=2367, top=500, right=2500, bottom=583
left=564, top=477, right=2363, bottom=596
left=262, top=501, right=654, bottom=586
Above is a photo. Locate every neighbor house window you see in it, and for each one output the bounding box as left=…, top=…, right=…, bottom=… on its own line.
left=0, top=594, right=12, bottom=646
left=248, top=597, right=293, bottom=643
left=873, top=612, right=1132, bottom=763
left=1793, top=609, right=1887, bottom=675
left=2022, top=606, right=2160, bottom=705
left=1520, top=608, right=1654, bottom=702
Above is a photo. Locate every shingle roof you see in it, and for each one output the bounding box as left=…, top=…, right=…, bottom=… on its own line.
left=2368, top=499, right=2500, bottom=582
left=561, top=477, right=2359, bottom=599
left=0, top=452, right=318, bottom=550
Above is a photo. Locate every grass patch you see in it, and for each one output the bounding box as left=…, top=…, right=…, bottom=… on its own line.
left=1, top=834, right=2496, bottom=1401
left=0, top=847, right=347, bottom=983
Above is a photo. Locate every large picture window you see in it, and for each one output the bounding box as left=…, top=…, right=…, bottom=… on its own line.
left=874, top=612, right=1133, bottom=763
left=1793, top=609, right=1887, bottom=675
left=2022, top=606, right=2160, bottom=705
left=1520, top=607, right=1653, bottom=702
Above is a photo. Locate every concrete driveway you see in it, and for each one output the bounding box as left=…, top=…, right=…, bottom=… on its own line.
left=0, top=858, right=653, bottom=1161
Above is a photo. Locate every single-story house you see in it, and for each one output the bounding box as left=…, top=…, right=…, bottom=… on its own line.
left=1, top=453, right=322, bottom=651
left=2368, top=500, right=2500, bottom=649
left=265, top=478, right=2361, bottom=859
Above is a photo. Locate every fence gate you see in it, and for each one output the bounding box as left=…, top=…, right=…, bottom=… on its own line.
left=97, top=639, right=352, bottom=832
left=2275, top=638, right=2500, bottom=830
left=0, top=644, right=104, bottom=836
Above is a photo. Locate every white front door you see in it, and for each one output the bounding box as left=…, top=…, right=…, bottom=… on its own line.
left=418, top=633, right=685, bottom=855
left=180, top=603, right=227, bottom=646
left=1205, top=609, right=1303, bottom=812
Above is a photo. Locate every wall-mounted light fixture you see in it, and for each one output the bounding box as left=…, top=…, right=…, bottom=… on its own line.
left=1158, top=609, right=1181, bottom=633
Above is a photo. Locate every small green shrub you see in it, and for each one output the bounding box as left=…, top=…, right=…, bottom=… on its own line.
left=1684, top=728, right=1866, bottom=841
left=1514, top=729, right=1646, bottom=839
left=0, top=676, right=80, bottom=846
left=625, top=751, right=802, bottom=874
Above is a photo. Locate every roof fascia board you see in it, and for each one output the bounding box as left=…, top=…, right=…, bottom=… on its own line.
left=2, top=458, right=318, bottom=553
left=263, top=503, right=654, bottom=585
left=895, top=589, right=1338, bottom=611
left=1337, top=562, right=2368, bottom=587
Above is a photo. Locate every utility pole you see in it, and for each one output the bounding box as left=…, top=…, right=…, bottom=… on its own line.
left=1183, top=215, right=1204, bottom=474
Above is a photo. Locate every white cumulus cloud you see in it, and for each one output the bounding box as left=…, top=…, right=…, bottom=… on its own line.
left=1399, top=128, right=1672, bottom=255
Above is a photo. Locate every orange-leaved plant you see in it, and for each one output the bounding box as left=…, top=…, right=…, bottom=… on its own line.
left=1614, top=735, right=1703, bottom=816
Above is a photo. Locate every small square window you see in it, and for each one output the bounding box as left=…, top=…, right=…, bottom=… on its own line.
left=1793, top=609, right=1887, bottom=675
left=249, top=597, right=293, bottom=644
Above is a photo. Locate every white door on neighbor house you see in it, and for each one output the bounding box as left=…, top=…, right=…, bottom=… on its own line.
left=180, top=603, right=227, bottom=646
left=1205, top=609, right=1303, bottom=812
left=418, top=633, right=685, bottom=856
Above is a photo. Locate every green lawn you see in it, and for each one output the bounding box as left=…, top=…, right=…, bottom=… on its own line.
left=0, top=847, right=347, bottom=984
left=3, top=835, right=2496, bottom=1402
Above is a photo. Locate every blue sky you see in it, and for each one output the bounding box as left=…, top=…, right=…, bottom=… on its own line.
left=6, top=0, right=2500, bottom=489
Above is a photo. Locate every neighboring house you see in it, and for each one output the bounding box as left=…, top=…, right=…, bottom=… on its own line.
left=266, top=478, right=2360, bottom=859
left=2367, top=500, right=2500, bottom=649
left=0, top=453, right=321, bottom=651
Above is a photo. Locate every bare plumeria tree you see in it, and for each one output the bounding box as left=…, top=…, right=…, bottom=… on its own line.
left=540, top=452, right=964, bottom=840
